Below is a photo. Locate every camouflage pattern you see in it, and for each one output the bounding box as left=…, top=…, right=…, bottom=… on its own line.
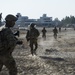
left=0, top=27, right=18, bottom=75
left=53, top=27, right=58, bottom=34
left=26, top=28, right=40, bottom=55
left=42, top=27, right=47, bottom=39
left=29, top=28, right=40, bottom=39
left=30, top=38, right=38, bottom=55
left=0, top=55, right=17, bottom=75
left=53, top=27, right=58, bottom=39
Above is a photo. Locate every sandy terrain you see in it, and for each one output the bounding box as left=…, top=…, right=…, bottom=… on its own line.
left=0, top=28, right=75, bottom=75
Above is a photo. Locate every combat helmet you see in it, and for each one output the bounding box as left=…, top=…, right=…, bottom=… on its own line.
left=30, top=23, right=36, bottom=28
left=5, top=14, right=17, bottom=21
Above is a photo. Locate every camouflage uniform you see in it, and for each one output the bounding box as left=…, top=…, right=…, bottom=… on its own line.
left=0, top=27, right=18, bottom=75
left=53, top=27, right=58, bottom=39
left=0, top=13, right=2, bottom=26
left=26, top=27, right=40, bottom=55
left=42, top=27, right=47, bottom=40
left=59, top=27, right=61, bottom=32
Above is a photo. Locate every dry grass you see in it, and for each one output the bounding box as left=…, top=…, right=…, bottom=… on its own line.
left=0, top=28, right=75, bottom=75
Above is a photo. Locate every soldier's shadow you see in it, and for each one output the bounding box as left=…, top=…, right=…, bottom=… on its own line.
left=40, top=56, right=65, bottom=62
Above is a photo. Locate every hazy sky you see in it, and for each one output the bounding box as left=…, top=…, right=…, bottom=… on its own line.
left=0, top=0, right=75, bottom=20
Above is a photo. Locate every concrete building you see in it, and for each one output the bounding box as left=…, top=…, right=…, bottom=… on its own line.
left=15, top=13, right=54, bottom=27
left=37, top=14, right=53, bottom=27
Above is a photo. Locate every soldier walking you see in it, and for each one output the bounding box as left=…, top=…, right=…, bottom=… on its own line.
left=59, top=27, right=61, bottom=32
left=0, top=14, right=22, bottom=75
left=53, top=27, right=58, bottom=39
left=0, top=13, right=2, bottom=26
left=26, top=23, right=40, bottom=56
left=41, top=27, right=47, bottom=40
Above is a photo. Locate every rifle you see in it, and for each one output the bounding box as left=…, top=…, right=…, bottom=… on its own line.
left=14, top=30, right=20, bottom=37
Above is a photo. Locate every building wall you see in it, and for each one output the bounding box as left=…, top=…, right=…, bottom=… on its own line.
left=15, top=13, right=54, bottom=27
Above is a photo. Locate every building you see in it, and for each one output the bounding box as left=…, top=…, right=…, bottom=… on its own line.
left=15, top=13, right=54, bottom=27
left=37, top=14, right=53, bottom=27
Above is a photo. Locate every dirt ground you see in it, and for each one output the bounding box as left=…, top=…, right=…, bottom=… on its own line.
left=0, top=28, right=75, bottom=75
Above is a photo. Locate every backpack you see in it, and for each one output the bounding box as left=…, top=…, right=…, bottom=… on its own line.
left=53, top=29, right=58, bottom=34
left=26, top=28, right=40, bottom=41
left=29, top=28, right=39, bottom=39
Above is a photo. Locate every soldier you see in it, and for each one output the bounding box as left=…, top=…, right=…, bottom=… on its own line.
left=41, top=27, right=47, bottom=40
left=53, top=27, right=58, bottom=39
left=0, top=13, right=2, bottom=26
left=0, top=14, right=22, bottom=75
left=26, top=23, right=40, bottom=56
left=0, top=13, right=2, bottom=21
left=59, top=27, right=61, bottom=32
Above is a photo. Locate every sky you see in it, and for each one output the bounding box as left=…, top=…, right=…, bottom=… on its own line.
left=0, top=0, right=75, bottom=20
